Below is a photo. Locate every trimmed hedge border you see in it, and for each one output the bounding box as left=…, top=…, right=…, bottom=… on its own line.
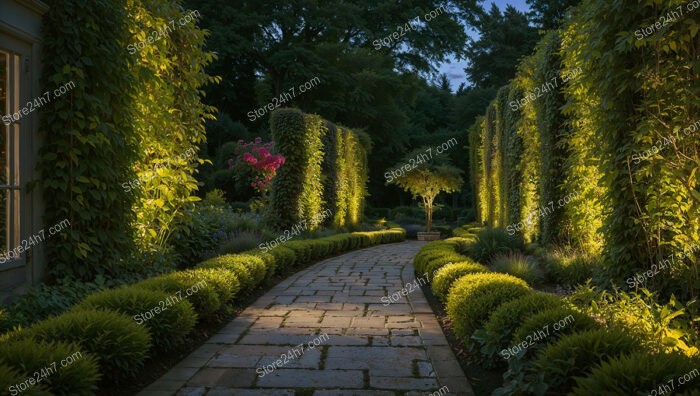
left=1, top=227, right=405, bottom=391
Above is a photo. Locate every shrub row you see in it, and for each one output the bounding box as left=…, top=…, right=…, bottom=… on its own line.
left=0, top=228, right=405, bottom=392
left=418, top=228, right=699, bottom=395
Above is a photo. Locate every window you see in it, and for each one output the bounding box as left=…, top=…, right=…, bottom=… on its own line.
left=0, top=49, right=21, bottom=265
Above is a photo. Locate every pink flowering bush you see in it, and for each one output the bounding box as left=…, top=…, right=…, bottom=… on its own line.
left=230, top=137, right=285, bottom=194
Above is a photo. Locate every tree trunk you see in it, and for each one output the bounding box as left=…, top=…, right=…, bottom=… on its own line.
left=425, top=196, right=434, bottom=232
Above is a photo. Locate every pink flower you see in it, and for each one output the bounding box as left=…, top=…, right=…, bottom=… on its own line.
left=242, top=152, right=258, bottom=165
left=233, top=138, right=285, bottom=193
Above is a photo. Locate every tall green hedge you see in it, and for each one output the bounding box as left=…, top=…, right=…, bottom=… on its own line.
left=495, top=86, right=511, bottom=226
left=560, top=5, right=605, bottom=253
left=321, top=122, right=340, bottom=226
left=343, top=127, right=370, bottom=227
left=268, top=109, right=316, bottom=230
left=39, top=0, right=138, bottom=279
left=533, top=31, right=571, bottom=246
left=484, top=104, right=499, bottom=227
left=268, top=109, right=369, bottom=231
left=299, top=114, right=326, bottom=229
left=468, top=117, right=485, bottom=223
left=513, top=52, right=541, bottom=243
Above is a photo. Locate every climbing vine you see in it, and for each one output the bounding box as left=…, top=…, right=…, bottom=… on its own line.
left=39, top=0, right=138, bottom=279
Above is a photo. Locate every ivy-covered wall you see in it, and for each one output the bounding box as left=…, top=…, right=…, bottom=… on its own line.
left=560, top=6, right=605, bottom=254
left=468, top=117, right=484, bottom=223
left=483, top=104, right=498, bottom=227
left=268, top=109, right=312, bottom=230
left=513, top=52, right=541, bottom=243
left=39, top=0, right=139, bottom=279
left=495, top=85, right=510, bottom=227
left=504, top=87, right=524, bottom=230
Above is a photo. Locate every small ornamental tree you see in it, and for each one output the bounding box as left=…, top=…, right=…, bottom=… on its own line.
left=387, top=148, right=463, bottom=232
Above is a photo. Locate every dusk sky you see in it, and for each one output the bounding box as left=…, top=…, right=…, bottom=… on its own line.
left=438, top=0, right=531, bottom=90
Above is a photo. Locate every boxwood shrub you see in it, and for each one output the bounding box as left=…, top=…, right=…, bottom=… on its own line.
left=199, top=254, right=266, bottom=290
left=0, top=363, right=50, bottom=395
left=431, top=261, right=489, bottom=301
left=571, top=352, right=700, bottom=395
left=242, top=250, right=277, bottom=280
left=355, top=231, right=382, bottom=245
left=265, top=245, right=297, bottom=270
left=446, top=273, right=531, bottom=341
left=475, top=292, right=564, bottom=363
left=77, top=287, right=197, bottom=352
left=283, top=241, right=314, bottom=263
left=382, top=228, right=406, bottom=243
left=325, top=234, right=349, bottom=253
left=446, top=237, right=477, bottom=255
left=169, top=268, right=240, bottom=304
left=313, top=239, right=334, bottom=258
left=414, top=241, right=469, bottom=275
left=534, top=328, right=641, bottom=393
left=0, top=339, right=100, bottom=395
left=453, top=226, right=479, bottom=239
left=23, top=309, right=151, bottom=383
left=136, top=268, right=239, bottom=321
left=510, top=307, right=598, bottom=361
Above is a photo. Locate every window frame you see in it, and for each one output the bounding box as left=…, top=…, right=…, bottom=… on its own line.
left=0, top=37, right=32, bottom=273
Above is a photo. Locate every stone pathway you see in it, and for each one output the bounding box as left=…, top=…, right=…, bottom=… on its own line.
left=139, top=241, right=474, bottom=396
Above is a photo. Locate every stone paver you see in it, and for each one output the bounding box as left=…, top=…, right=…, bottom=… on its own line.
left=138, top=241, right=474, bottom=396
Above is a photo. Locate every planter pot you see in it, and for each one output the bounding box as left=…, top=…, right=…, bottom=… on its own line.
left=417, top=231, right=441, bottom=241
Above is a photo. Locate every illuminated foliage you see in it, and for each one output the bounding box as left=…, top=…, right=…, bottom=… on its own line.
left=561, top=0, right=700, bottom=295
left=127, top=0, right=217, bottom=253
left=39, top=0, right=216, bottom=278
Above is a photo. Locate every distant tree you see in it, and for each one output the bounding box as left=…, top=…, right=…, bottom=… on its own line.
left=464, top=4, right=538, bottom=88
left=438, top=74, right=452, bottom=92
left=526, top=0, right=581, bottom=30
left=454, top=86, right=498, bottom=132
left=186, top=0, right=477, bottom=117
